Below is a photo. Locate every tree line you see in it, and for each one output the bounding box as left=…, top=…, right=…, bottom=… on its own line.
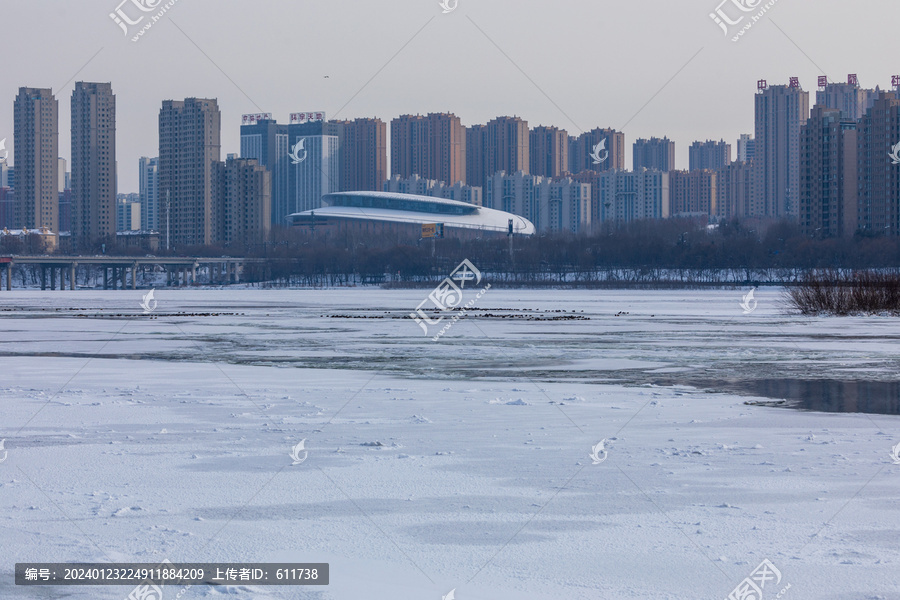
left=5, top=217, right=899, bottom=286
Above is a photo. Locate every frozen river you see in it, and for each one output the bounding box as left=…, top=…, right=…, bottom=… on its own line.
left=1, top=288, right=898, bottom=599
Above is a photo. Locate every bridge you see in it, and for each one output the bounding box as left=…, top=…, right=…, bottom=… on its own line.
left=0, top=256, right=261, bottom=291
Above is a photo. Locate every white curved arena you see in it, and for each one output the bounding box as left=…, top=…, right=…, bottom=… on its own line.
left=288, top=191, right=535, bottom=237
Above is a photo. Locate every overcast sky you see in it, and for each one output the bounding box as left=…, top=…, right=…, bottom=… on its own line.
left=1, top=0, right=897, bottom=191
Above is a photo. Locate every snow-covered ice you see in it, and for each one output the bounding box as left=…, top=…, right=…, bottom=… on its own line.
left=1, top=288, right=899, bottom=599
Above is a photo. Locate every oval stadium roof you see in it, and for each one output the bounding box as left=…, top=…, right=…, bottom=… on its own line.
left=288, top=192, right=535, bottom=235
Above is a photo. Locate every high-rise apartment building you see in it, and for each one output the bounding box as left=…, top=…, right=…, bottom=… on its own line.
left=240, top=116, right=289, bottom=226
left=116, top=193, right=141, bottom=232
left=485, top=170, right=590, bottom=233
left=799, top=105, right=858, bottom=237
left=484, top=170, right=541, bottom=226
left=159, top=98, right=221, bottom=247
left=466, top=124, right=486, bottom=190
left=58, top=189, right=72, bottom=233
left=753, top=81, right=810, bottom=218
left=336, top=117, right=388, bottom=192
left=287, top=118, right=340, bottom=214
left=542, top=177, right=591, bottom=234
left=530, top=125, right=569, bottom=178
left=14, top=87, right=58, bottom=231
left=0, top=161, right=11, bottom=188
left=139, top=156, right=159, bottom=231
left=737, top=134, right=755, bottom=162
left=390, top=113, right=465, bottom=185
left=689, top=140, right=731, bottom=171
left=633, top=137, right=675, bottom=172
left=57, top=158, right=68, bottom=193
left=485, top=116, right=530, bottom=180
left=669, top=169, right=717, bottom=215
left=816, top=76, right=879, bottom=121
left=427, top=112, right=465, bottom=186
left=580, top=169, right=668, bottom=225
left=216, top=156, right=271, bottom=245
left=569, top=128, right=625, bottom=174
left=571, top=170, right=605, bottom=227
left=71, top=82, right=117, bottom=249
left=857, top=92, right=900, bottom=236
left=715, top=161, right=753, bottom=219
left=0, top=187, right=14, bottom=230
left=439, top=181, right=482, bottom=206
left=383, top=175, right=482, bottom=206
left=384, top=174, right=439, bottom=196
left=390, top=114, right=428, bottom=181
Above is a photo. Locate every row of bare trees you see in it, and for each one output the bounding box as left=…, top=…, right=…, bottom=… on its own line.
left=237, top=218, right=900, bottom=286
left=8, top=217, right=900, bottom=286
left=786, top=271, right=900, bottom=314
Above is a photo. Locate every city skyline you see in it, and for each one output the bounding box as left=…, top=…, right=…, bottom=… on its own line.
left=3, top=78, right=898, bottom=240
left=4, top=73, right=897, bottom=199
left=1, top=0, right=897, bottom=191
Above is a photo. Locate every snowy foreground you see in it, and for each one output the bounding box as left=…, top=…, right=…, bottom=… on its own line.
left=1, top=288, right=899, bottom=600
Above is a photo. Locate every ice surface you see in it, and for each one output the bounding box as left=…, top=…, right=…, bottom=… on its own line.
left=0, top=288, right=898, bottom=599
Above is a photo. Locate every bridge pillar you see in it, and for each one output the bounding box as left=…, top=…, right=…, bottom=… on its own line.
left=71, top=264, right=76, bottom=290
left=41, top=266, right=46, bottom=290
left=132, top=264, right=137, bottom=290
left=234, top=262, right=240, bottom=284
left=103, top=267, right=109, bottom=290
left=121, top=267, right=126, bottom=290
left=192, top=263, right=198, bottom=286
left=7, top=263, right=11, bottom=291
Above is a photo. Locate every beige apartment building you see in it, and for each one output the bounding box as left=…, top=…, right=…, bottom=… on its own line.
left=14, top=87, right=58, bottom=232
